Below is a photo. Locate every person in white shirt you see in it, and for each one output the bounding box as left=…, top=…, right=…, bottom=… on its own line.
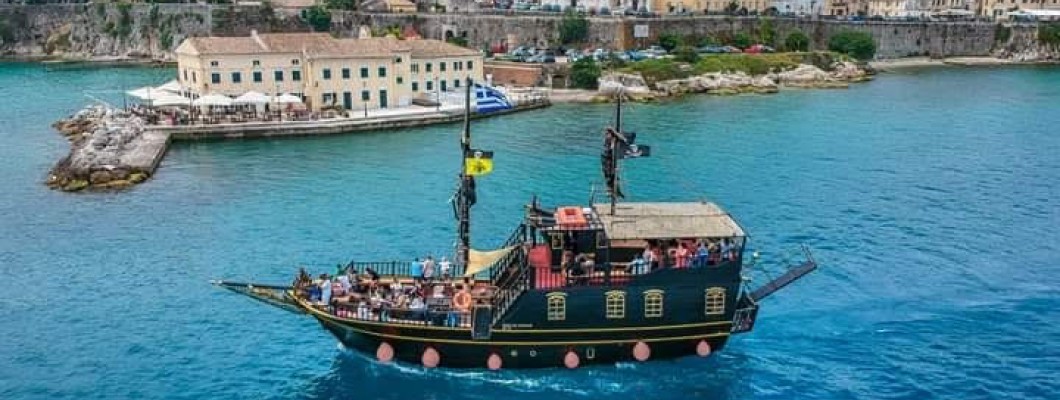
left=439, top=256, right=452, bottom=280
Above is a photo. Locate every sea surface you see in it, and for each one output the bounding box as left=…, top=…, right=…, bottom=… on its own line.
left=0, top=62, right=1058, bottom=400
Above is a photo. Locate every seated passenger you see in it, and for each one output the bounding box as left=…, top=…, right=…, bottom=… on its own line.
left=408, top=295, right=427, bottom=321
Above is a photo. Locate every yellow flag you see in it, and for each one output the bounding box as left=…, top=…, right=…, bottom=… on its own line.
left=464, top=150, right=494, bottom=176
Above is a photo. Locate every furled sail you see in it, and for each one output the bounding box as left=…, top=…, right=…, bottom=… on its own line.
left=463, top=246, right=516, bottom=277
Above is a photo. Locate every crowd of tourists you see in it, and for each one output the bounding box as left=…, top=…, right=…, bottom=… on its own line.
left=292, top=257, right=485, bottom=327
left=631, top=238, right=741, bottom=275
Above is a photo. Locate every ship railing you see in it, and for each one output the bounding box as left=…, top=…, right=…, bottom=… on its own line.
left=487, top=224, right=529, bottom=286
left=344, top=260, right=466, bottom=279
left=327, top=301, right=473, bottom=328
left=490, top=246, right=530, bottom=325
left=531, top=257, right=745, bottom=290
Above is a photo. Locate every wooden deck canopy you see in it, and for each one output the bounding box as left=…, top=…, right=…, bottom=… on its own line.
left=593, top=202, right=745, bottom=240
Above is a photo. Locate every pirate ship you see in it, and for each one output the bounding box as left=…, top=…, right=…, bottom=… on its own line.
left=214, top=80, right=818, bottom=369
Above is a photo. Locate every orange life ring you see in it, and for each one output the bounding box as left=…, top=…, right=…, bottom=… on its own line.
left=453, top=291, right=472, bottom=311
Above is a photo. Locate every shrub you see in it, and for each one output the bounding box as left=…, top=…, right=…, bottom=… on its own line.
left=447, top=36, right=468, bottom=47
left=693, top=53, right=801, bottom=75
left=325, top=0, right=356, bottom=10
left=657, top=32, right=682, bottom=52
left=672, top=45, right=699, bottom=63
left=994, top=24, right=1011, bottom=44
left=559, top=9, right=589, bottom=44
left=731, top=32, right=752, bottom=49
left=571, top=57, right=601, bottom=89
left=785, top=31, right=810, bottom=52
left=116, top=2, right=133, bottom=37
left=828, top=30, right=876, bottom=60
left=619, top=58, right=689, bottom=85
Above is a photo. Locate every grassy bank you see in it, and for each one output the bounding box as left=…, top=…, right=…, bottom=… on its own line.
left=618, top=52, right=851, bottom=85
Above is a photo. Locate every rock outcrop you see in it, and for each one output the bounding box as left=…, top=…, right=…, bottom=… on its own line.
left=622, top=61, right=872, bottom=99
left=47, top=106, right=165, bottom=192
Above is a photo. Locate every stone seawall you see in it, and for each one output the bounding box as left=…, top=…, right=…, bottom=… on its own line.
left=0, top=5, right=1050, bottom=61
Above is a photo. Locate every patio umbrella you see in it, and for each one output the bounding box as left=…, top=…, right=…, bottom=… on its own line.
left=233, top=91, right=271, bottom=105
left=273, top=93, right=303, bottom=104
left=126, top=86, right=158, bottom=100
left=148, top=94, right=192, bottom=107
left=192, top=93, right=234, bottom=107
left=156, top=80, right=183, bottom=93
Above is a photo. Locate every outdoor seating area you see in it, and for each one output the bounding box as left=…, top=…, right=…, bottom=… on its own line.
left=125, top=80, right=320, bottom=126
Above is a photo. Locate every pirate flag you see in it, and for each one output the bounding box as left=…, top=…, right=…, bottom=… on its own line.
left=464, top=149, right=494, bottom=177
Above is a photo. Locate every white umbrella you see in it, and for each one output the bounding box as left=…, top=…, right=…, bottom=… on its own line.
left=156, top=80, right=183, bottom=93
left=273, top=93, right=303, bottom=104
left=192, top=94, right=234, bottom=107
left=233, top=91, right=271, bottom=105
left=126, top=86, right=158, bottom=100
left=148, top=94, right=192, bottom=107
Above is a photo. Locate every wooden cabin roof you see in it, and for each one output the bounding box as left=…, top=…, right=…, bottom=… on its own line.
left=593, top=202, right=745, bottom=240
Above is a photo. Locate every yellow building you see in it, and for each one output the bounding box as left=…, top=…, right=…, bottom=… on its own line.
left=978, top=0, right=1060, bottom=18
left=692, top=0, right=772, bottom=14
left=174, top=31, right=483, bottom=112
left=866, top=0, right=913, bottom=16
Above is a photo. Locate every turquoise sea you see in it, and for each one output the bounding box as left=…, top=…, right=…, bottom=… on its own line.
left=0, top=62, right=1058, bottom=399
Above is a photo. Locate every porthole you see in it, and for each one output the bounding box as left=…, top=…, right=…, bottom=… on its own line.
left=586, top=347, right=596, bottom=359
left=529, top=350, right=537, bottom=357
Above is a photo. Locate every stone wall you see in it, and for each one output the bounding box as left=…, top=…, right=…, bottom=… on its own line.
left=0, top=5, right=1052, bottom=61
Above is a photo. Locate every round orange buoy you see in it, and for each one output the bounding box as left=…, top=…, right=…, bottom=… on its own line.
left=564, top=351, right=580, bottom=369
left=487, top=353, right=503, bottom=370
left=422, top=347, right=440, bottom=368
left=376, top=342, right=394, bottom=363
left=633, top=341, right=651, bottom=362
left=696, top=340, right=712, bottom=357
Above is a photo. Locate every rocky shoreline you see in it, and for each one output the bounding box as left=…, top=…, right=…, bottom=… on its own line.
left=590, top=60, right=874, bottom=102
left=47, top=106, right=168, bottom=192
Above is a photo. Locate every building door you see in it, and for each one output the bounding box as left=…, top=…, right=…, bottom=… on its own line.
left=343, top=92, right=352, bottom=110
left=441, top=80, right=447, bottom=92
left=379, top=89, right=388, bottom=109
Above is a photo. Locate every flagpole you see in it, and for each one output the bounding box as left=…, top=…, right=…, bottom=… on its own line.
left=610, top=93, right=622, bottom=216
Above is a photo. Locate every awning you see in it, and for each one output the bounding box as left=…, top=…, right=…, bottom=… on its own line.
left=463, top=246, right=516, bottom=277
left=233, top=91, right=271, bottom=105
left=192, top=93, right=234, bottom=107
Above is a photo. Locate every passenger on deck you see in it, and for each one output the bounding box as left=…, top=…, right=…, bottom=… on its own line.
left=411, top=258, right=423, bottom=282
left=695, top=241, right=709, bottom=268
left=631, top=253, right=648, bottom=275
left=408, top=295, right=427, bottom=321
left=720, top=239, right=732, bottom=262
left=423, top=256, right=436, bottom=281
left=676, top=242, right=691, bottom=269
left=580, top=254, right=595, bottom=284
left=319, top=274, right=333, bottom=306
left=439, top=257, right=452, bottom=280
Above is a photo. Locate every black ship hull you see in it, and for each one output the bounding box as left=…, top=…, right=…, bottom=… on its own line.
left=311, top=307, right=731, bottom=369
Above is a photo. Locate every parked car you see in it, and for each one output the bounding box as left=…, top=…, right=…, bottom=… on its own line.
left=744, top=44, right=776, bottom=54
left=697, top=45, right=728, bottom=54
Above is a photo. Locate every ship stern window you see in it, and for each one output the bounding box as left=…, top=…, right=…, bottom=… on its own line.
left=705, top=287, right=726, bottom=315
left=546, top=292, right=567, bottom=321
left=644, top=290, right=664, bottom=318
left=605, top=291, right=625, bottom=319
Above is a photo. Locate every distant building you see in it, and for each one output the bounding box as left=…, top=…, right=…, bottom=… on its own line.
left=865, top=0, right=919, bottom=17
left=823, top=0, right=867, bottom=15
left=978, top=0, right=1060, bottom=18
left=361, top=0, right=419, bottom=12
left=174, top=31, right=484, bottom=112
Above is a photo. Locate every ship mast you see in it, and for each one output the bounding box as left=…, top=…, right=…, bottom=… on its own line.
left=602, top=91, right=649, bottom=216
left=456, top=78, right=473, bottom=266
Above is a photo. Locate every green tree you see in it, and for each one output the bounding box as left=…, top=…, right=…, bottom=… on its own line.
left=828, top=30, right=876, bottom=60
left=724, top=1, right=739, bottom=14
left=731, top=32, right=752, bottom=49
left=784, top=30, right=810, bottom=52
left=559, top=9, right=589, bottom=44
left=657, top=32, right=682, bottom=52
left=302, top=5, right=332, bottom=33
left=1039, top=23, right=1060, bottom=46
left=757, top=18, right=776, bottom=46
left=570, top=57, right=601, bottom=89
left=672, top=45, right=699, bottom=63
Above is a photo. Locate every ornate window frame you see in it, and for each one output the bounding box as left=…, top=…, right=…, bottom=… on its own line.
left=644, top=289, right=664, bottom=318
left=546, top=292, right=567, bottom=321
left=605, top=290, right=626, bottom=319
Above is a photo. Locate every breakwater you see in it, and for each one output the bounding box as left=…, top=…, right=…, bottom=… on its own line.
left=1, top=5, right=1055, bottom=61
